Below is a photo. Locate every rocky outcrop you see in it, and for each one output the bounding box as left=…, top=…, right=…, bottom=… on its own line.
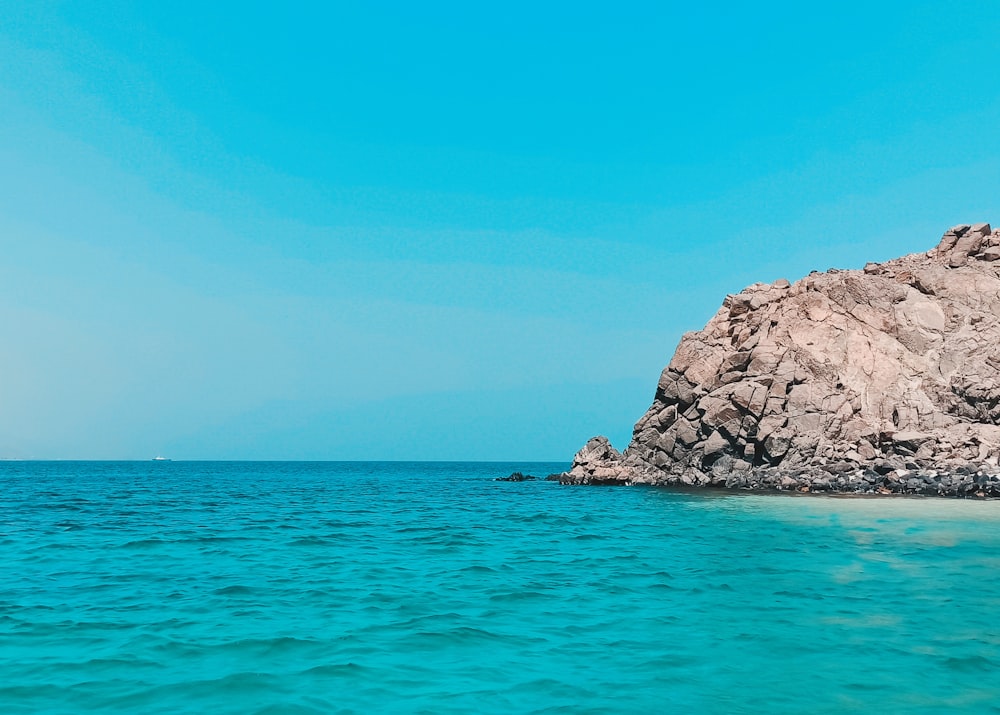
left=560, top=223, right=1000, bottom=496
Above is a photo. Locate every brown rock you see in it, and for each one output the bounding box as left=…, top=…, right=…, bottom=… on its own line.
left=970, top=222, right=992, bottom=237
left=561, top=221, right=1000, bottom=490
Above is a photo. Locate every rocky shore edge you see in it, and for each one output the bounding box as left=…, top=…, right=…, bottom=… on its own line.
left=552, top=437, right=1000, bottom=498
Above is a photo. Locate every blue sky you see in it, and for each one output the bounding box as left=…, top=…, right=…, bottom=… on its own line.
left=2, top=1, right=1000, bottom=459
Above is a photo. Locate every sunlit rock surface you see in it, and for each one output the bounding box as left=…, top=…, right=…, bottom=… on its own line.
left=559, top=223, right=1000, bottom=496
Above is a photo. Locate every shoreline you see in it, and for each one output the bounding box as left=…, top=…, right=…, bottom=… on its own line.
left=549, top=464, right=1000, bottom=498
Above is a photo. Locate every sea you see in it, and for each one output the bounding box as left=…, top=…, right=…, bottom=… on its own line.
left=1, top=461, right=998, bottom=714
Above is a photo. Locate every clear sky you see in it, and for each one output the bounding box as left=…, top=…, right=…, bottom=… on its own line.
left=2, top=1, right=1000, bottom=460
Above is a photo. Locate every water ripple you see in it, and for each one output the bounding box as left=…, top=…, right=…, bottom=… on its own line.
left=0, top=461, right=999, bottom=713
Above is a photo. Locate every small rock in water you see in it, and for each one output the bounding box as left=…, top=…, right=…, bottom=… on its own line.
left=496, top=472, right=536, bottom=482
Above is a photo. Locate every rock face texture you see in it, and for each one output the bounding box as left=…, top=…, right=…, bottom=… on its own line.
left=559, top=223, right=1000, bottom=496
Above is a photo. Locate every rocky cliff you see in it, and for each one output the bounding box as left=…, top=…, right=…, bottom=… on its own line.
left=560, top=223, right=1000, bottom=496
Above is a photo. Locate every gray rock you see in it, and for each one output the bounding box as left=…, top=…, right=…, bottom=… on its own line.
left=497, top=472, right=536, bottom=482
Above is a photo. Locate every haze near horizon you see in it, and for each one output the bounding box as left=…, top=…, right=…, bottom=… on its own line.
left=2, top=1, right=1000, bottom=460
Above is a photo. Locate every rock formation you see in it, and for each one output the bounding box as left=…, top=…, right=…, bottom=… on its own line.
left=559, top=223, right=1000, bottom=496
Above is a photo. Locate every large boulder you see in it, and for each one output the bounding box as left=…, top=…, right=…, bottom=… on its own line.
left=560, top=223, right=1000, bottom=495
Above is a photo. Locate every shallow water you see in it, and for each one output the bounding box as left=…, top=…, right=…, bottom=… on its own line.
left=1, top=461, right=999, bottom=714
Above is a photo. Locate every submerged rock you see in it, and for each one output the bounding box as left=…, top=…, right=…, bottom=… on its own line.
left=560, top=223, right=1000, bottom=497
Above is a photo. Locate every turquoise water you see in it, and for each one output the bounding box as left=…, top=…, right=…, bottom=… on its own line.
left=1, top=462, right=999, bottom=714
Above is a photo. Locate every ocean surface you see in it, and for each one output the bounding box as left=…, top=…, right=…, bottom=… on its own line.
left=1, top=461, right=999, bottom=714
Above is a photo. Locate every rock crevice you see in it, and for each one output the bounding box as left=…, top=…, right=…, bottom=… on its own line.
left=559, top=223, right=1000, bottom=496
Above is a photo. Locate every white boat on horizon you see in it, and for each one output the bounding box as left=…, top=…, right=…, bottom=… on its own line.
left=151, top=456, right=171, bottom=462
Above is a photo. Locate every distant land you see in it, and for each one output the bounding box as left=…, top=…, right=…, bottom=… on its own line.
left=558, top=223, right=1000, bottom=497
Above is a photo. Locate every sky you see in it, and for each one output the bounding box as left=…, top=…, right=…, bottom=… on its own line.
left=1, top=1, right=1000, bottom=460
